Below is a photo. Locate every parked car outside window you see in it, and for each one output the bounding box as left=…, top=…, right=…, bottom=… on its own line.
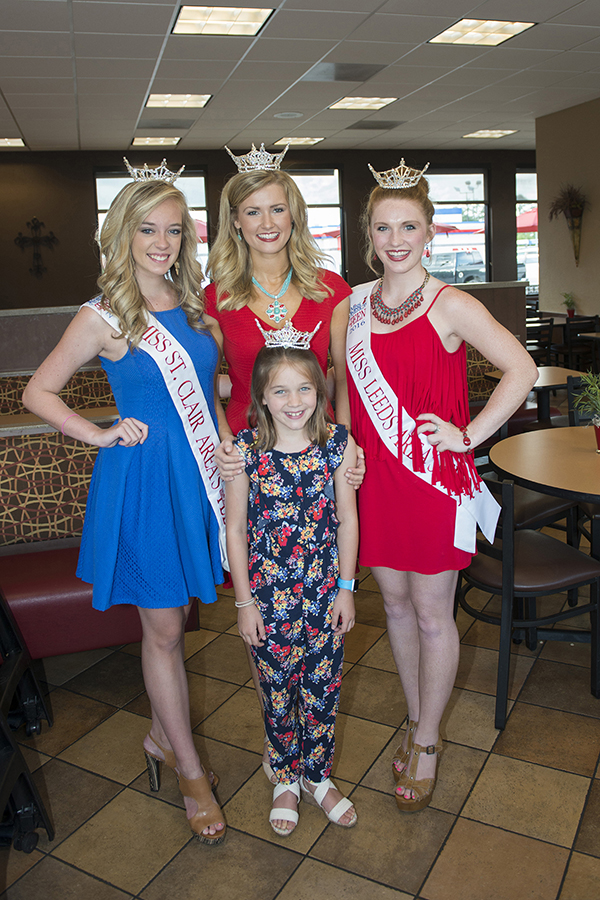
left=426, top=248, right=486, bottom=284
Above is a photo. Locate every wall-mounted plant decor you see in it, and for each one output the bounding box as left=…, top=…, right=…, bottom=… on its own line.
left=14, top=218, right=59, bottom=277
left=548, top=184, right=588, bottom=267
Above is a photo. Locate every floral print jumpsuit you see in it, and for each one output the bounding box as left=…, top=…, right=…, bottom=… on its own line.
left=235, top=424, right=348, bottom=784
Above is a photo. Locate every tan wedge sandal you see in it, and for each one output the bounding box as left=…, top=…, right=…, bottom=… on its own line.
left=391, top=719, right=417, bottom=784
left=179, top=772, right=227, bottom=845
left=143, top=733, right=219, bottom=793
left=395, top=738, right=443, bottom=812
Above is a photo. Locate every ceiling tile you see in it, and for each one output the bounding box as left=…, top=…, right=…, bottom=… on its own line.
left=76, top=58, right=156, bottom=78
left=0, top=58, right=74, bottom=78
left=507, top=23, right=600, bottom=52
left=473, top=0, right=578, bottom=23
left=548, top=0, right=600, bottom=27
left=324, top=41, right=413, bottom=65
left=0, top=77, right=74, bottom=94
left=76, top=77, right=150, bottom=94
left=261, top=10, right=366, bottom=41
left=154, top=59, right=238, bottom=80
left=244, top=38, right=336, bottom=63
left=74, top=33, right=163, bottom=57
left=161, top=35, right=254, bottom=61
left=72, top=1, right=174, bottom=35
left=349, top=14, right=456, bottom=44
left=1, top=0, right=71, bottom=31
left=0, top=31, right=71, bottom=56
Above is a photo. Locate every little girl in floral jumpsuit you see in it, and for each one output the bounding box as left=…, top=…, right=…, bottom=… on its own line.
left=226, top=344, right=359, bottom=836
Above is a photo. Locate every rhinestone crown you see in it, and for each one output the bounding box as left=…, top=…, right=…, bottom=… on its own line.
left=123, top=157, right=185, bottom=183
left=255, top=318, right=321, bottom=350
left=225, top=142, right=289, bottom=173
left=368, top=158, right=430, bottom=190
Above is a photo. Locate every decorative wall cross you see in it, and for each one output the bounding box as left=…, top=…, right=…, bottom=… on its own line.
left=14, top=217, right=59, bottom=277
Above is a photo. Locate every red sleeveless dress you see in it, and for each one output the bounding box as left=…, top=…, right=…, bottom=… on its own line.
left=347, top=285, right=479, bottom=574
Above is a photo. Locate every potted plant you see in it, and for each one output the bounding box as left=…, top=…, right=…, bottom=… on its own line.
left=573, top=371, right=600, bottom=452
left=548, top=184, right=588, bottom=267
left=561, top=291, right=576, bottom=318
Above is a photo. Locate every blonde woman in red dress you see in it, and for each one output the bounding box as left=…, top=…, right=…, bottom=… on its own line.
left=346, top=160, right=537, bottom=811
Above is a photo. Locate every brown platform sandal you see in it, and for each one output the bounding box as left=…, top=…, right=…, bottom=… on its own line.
left=178, top=771, right=226, bottom=845
left=144, top=734, right=219, bottom=792
left=395, top=738, right=443, bottom=812
left=391, top=719, right=417, bottom=784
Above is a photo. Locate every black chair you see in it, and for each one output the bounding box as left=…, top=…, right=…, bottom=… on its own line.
left=456, top=479, right=600, bottom=730
left=551, top=316, right=599, bottom=371
left=526, top=317, right=554, bottom=367
left=0, top=587, right=54, bottom=851
left=564, top=375, right=600, bottom=560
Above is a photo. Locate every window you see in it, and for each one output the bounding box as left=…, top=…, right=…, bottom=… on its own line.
left=95, top=172, right=210, bottom=276
left=516, top=171, right=538, bottom=296
left=425, top=172, right=488, bottom=284
left=288, top=170, right=343, bottom=276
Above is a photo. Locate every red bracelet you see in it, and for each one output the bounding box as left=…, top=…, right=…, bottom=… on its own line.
left=459, top=425, right=473, bottom=453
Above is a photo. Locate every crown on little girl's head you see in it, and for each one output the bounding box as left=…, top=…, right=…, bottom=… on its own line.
left=368, top=158, right=430, bottom=190
left=225, top=142, right=290, bottom=173
left=123, top=157, right=185, bottom=183
left=255, top=318, right=321, bottom=350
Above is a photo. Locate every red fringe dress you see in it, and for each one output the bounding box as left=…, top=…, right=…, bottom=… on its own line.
left=348, top=286, right=481, bottom=574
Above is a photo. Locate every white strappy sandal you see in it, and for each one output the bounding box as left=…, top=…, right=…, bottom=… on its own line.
left=300, top=776, right=357, bottom=827
left=269, top=781, right=300, bottom=836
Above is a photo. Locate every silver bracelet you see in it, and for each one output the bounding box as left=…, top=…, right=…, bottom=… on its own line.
left=234, top=598, right=256, bottom=608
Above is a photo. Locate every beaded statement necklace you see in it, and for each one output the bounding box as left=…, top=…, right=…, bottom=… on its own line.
left=370, top=270, right=430, bottom=326
left=252, top=268, right=293, bottom=323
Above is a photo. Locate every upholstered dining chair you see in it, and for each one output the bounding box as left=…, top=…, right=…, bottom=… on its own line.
left=456, top=478, right=600, bottom=730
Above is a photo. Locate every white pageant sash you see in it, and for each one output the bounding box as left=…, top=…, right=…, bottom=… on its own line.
left=346, top=282, right=499, bottom=553
left=84, top=298, right=228, bottom=569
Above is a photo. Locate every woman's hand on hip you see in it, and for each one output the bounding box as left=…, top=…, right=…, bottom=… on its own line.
left=417, top=413, right=472, bottom=454
left=99, top=417, right=148, bottom=448
left=216, top=437, right=244, bottom=480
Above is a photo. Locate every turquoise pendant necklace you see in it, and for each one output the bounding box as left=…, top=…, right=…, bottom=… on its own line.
left=253, top=268, right=293, bottom=323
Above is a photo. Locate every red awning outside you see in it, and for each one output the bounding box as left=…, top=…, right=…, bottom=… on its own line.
left=516, top=208, right=538, bottom=232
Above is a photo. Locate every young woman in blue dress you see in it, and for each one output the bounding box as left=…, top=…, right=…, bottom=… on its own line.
left=23, top=177, right=227, bottom=844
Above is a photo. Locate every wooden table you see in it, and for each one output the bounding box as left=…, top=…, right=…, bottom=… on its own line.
left=489, top=426, right=600, bottom=505
left=486, top=365, right=581, bottom=421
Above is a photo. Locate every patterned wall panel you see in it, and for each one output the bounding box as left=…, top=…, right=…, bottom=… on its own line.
left=466, top=344, right=495, bottom=403
left=0, top=370, right=115, bottom=416
left=0, top=433, right=96, bottom=546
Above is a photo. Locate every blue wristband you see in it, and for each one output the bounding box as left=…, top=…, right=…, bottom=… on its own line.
left=337, top=577, right=357, bottom=592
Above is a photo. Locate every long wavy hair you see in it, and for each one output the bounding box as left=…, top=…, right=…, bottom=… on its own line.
left=97, top=180, right=205, bottom=347
left=249, top=347, right=331, bottom=451
left=359, top=176, right=435, bottom=277
left=207, top=169, right=332, bottom=311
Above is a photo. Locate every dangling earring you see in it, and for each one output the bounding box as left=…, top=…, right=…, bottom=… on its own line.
left=237, top=228, right=243, bottom=242
left=291, top=223, right=295, bottom=233
left=425, top=243, right=431, bottom=259
left=174, top=260, right=180, bottom=276
left=373, top=253, right=378, bottom=262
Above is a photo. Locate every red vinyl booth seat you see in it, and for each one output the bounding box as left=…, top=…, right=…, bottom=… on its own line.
left=0, top=546, right=199, bottom=659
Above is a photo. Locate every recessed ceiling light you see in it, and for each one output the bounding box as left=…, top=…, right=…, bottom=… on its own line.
left=462, top=129, right=518, bottom=139
left=0, top=138, right=25, bottom=147
left=329, top=97, right=397, bottom=111
left=146, top=94, right=211, bottom=108
left=132, top=137, right=181, bottom=146
left=173, top=6, right=272, bottom=36
left=274, top=137, right=323, bottom=146
left=273, top=112, right=303, bottom=119
left=430, top=19, right=534, bottom=46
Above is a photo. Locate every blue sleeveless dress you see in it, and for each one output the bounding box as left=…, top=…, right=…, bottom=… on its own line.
left=77, top=307, right=224, bottom=611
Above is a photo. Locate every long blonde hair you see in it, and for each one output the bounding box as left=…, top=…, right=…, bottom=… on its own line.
left=360, top=177, right=435, bottom=277
left=250, top=347, right=331, bottom=451
left=97, top=181, right=205, bottom=347
left=207, top=170, right=332, bottom=311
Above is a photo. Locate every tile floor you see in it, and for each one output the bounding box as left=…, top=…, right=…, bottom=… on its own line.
left=2, top=563, right=600, bottom=900
left=2, top=393, right=600, bottom=899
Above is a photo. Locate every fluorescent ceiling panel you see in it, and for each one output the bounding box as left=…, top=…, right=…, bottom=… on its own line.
left=462, top=129, right=518, bottom=138
left=329, top=97, right=396, bottom=110
left=430, top=20, right=535, bottom=47
left=173, top=6, right=272, bottom=37
left=146, top=94, right=211, bottom=108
